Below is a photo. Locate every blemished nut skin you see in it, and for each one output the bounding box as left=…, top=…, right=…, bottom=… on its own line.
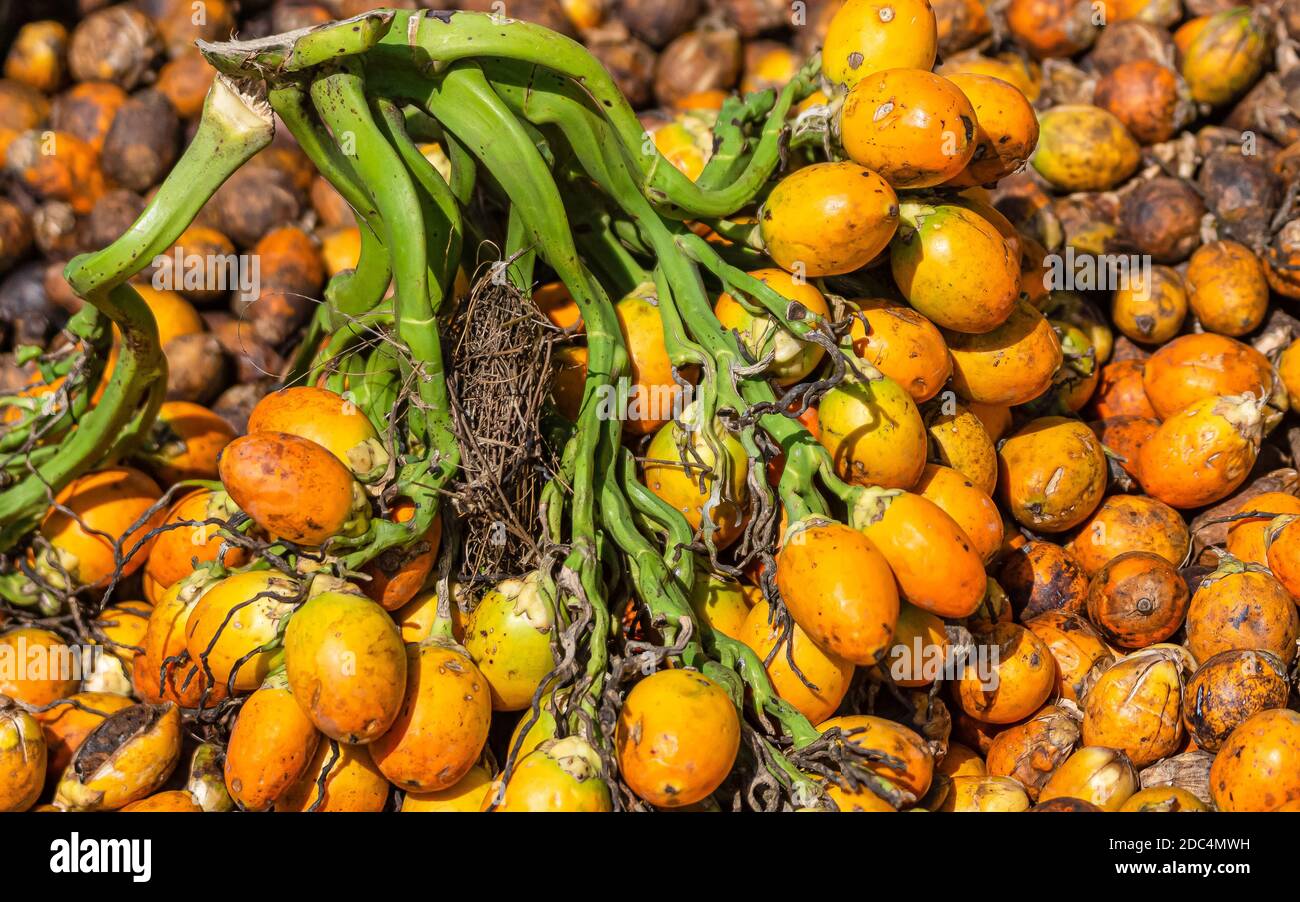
left=1066, top=494, right=1189, bottom=576
left=998, top=416, right=1107, bottom=533
left=891, top=203, right=1018, bottom=333
left=1025, top=611, right=1114, bottom=703
left=945, top=300, right=1063, bottom=406
left=1031, top=105, right=1140, bottom=192
left=283, top=589, right=407, bottom=744
left=818, top=372, right=928, bottom=491
left=369, top=642, right=492, bottom=792
left=1085, top=551, right=1189, bottom=648
left=840, top=70, right=977, bottom=190
left=616, top=669, right=741, bottom=808
left=274, top=739, right=389, bottom=813
left=218, top=431, right=362, bottom=546
left=225, top=679, right=320, bottom=811
left=1141, top=333, right=1281, bottom=423
left=1183, top=649, right=1289, bottom=753
left=1119, top=178, right=1205, bottom=264
left=956, top=623, right=1055, bottom=725
left=1137, top=394, right=1262, bottom=509
left=1000, top=540, right=1090, bottom=619
left=1211, top=709, right=1300, bottom=811
left=1039, top=746, right=1138, bottom=810
left=0, top=706, right=46, bottom=812
left=1187, top=563, right=1299, bottom=666
left=986, top=705, right=1080, bottom=800
left=776, top=519, right=899, bottom=665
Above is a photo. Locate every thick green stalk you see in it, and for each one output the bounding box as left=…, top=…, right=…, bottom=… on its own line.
left=0, top=76, right=273, bottom=553
left=311, top=62, right=458, bottom=517
left=370, top=10, right=815, bottom=218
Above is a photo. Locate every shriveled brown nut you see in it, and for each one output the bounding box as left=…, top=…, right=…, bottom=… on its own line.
left=67, top=6, right=161, bottom=90
left=164, top=332, right=229, bottom=404
left=654, top=27, right=742, bottom=108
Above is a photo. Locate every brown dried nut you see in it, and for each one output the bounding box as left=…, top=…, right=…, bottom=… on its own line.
left=5, top=129, right=106, bottom=215
left=1093, top=60, right=1189, bottom=146
left=0, top=262, right=65, bottom=347
left=164, top=332, right=229, bottom=404
left=586, top=26, right=657, bottom=109
left=1025, top=611, right=1114, bottom=702
left=67, top=6, right=161, bottom=90
left=932, top=0, right=991, bottom=54
left=54, top=703, right=183, bottom=811
left=1225, top=72, right=1300, bottom=149
left=615, top=0, right=700, bottom=47
left=1198, top=148, right=1281, bottom=250
left=212, top=379, right=274, bottom=434
left=1085, top=551, right=1189, bottom=648
left=654, top=27, right=742, bottom=108
left=4, top=21, right=69, bottom=93
left=1118, top=177, right=1205, bottom=264
left=32, top=201, right=84, bottom=258
left=208, top=166, right=301, bottom=249
left=1088, top=20, right=1176, bottom=75
left=150, top=225, right=240, bottom=305
left=1183, top=649, right=1289, bottom=753
left=1052, top=193, right=1120, bottom=256
left=134, top=0, right=236, bottom=57
left=83, top=189, right=145, bottom=253
left=207, top=315, right=285, bottom=383
left=0, top=197, right=33, bottom=274
left=985, top=704, right=1081, bottom=801
left=247, top=145, right=316, bottom=201
left=1067, top=494, right=1189, bottom=576
left=1266, top=219, right=1300, bottom=300
left=1284, top=0, right=1300, bottom=40
left=156, top=50, right=217, bottom=120
left=715, top=0, right=789, bottom=38
left=999, top=540, right=1090, bottom=619
left=49, top=81, right=128, bottom=155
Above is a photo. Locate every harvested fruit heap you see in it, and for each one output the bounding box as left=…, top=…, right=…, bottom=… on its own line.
left=3, top=0, right=1300, bottom=815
